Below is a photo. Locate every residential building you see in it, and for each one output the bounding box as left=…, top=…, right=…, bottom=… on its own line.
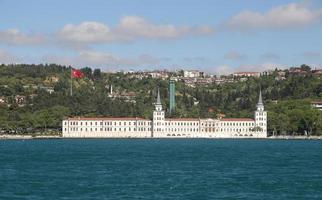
left=233, top=72, right=260, bottom=78
left=311, top=101, right=322, bottom=111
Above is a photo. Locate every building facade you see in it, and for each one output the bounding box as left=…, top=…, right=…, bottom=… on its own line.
left=311, top=101, right=322, bottom=111
left=62, top=91, right=267, bottom=138
left=233, top=72, right=260, bottom=78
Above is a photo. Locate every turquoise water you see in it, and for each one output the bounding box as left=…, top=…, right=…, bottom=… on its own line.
left=1, top=139, right=322, bottom=199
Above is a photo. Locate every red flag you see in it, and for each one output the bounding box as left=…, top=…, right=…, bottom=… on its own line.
left=71, top=68, right=84, bottom=78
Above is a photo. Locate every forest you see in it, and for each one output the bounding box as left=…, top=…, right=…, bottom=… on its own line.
left=0, top=63, right=321, bottom=136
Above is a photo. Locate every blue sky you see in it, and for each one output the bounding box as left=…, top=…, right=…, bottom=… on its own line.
left=0, top=0, right=322, bottom=74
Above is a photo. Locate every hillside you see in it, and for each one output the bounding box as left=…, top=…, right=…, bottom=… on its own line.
left=0, top=64, right=321, bottom=135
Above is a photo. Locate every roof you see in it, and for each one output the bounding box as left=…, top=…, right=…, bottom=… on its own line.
left=220, top=118, right=254, bottom=122
left=258, top=90, right=263, bottom=105
left=165, top=118, right=200, bottom=121
left=67, top=117, right=150, bottom=121
left=156, top=88, right=161, bottom=104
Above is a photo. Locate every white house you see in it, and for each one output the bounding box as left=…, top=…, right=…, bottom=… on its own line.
left=311, top=101, right=322, bottom=111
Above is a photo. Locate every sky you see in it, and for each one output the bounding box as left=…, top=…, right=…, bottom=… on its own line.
left=0, top=0, right=322, bottom=74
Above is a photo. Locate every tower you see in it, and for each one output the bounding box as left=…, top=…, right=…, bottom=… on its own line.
left=254, top=90, right=267, bottom=137
left=169, top=79, right=175, bottom=115
left=153, top=89, right=165, bottom=137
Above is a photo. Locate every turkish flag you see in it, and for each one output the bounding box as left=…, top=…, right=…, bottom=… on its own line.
left=71, top=68, right=84, bottom=78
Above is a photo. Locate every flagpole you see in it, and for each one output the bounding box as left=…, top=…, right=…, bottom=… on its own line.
left=70, top=67, right=73, bottom=96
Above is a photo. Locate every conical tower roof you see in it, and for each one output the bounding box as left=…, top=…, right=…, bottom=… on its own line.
left=258, top=90, right=263, bottom=105
left=157, top=88, right=161, bottom=104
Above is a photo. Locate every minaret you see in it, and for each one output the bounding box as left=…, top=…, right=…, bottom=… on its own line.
left=254, top=90, right=267, bottom=137
left=152, top=88, right=165, bottom=137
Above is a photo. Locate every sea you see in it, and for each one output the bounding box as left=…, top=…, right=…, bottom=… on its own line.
left=1, top=139, right=322, bottom=199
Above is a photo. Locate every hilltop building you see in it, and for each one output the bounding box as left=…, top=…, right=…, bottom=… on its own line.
left=62, top=90, right=267, bottom=138
left=233, top=72, right=260, bottom=78
left=183, top=70, right=203, bottom=78
left=311, top=101, right=322, bottom=111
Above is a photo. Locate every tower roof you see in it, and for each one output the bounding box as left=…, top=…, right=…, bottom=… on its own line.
left=157, top=88, right=161, bottom=104
left=258, top=90, right=263, bottom=105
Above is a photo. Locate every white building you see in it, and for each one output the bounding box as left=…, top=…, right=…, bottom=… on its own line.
left=233, top=72, right=260, bottom=78
left=311, top=101, right=322, bottom=111
left=183, top=70, right=202, bottom=78
left=62, top=90, right=267, bottom=138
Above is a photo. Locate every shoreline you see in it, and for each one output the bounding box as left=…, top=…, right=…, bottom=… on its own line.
left=1, top=135, right=322, bottom=140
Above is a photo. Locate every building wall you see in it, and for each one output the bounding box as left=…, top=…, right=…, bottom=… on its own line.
left=311, top=102, right=322, bottom=111
left=62, top=91, right=267, bottom=138
left=62, top=119, right=151, bottom=138
left=218, top=120, right=255, bottom=138
left=163, top=119, right=200, bottom=137
left=62, top=118, right=266, bottom=138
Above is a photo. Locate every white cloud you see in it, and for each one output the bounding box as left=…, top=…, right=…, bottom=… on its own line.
left=183, top=56, right=210, bottom=64
left=300, top=51, right=320, bottom=59
left=212, top=65, right=234, bottom=75
left=0, top=29, right=44, bottom=45
left=0, top=49, right=20, bottom=64
left=226, top=2, right=322, bottom=31
left=42, top=51, right=161, bottom=70
left=212, top=63, right=285, bottom=75
left=57, top=16, right=214, bottom=46
left=236, top=63, right=284, bottom=72
left=260, top=53, right=280, bottom=61
left=224, top=50, right=247, bottom=61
